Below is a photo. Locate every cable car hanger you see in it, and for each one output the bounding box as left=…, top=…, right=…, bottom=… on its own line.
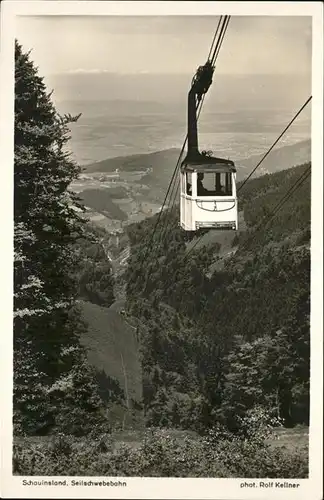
left=180, top=21, right=238, bottom=232
left=182, top=58, right=235, bottom=170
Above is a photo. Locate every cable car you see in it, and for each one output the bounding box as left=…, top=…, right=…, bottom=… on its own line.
left=180, top=156, right=237, bottom=231
left=180, top=61, right=238, bottom=231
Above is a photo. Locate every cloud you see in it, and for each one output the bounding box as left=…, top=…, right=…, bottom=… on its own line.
left=65, top=68, right=152, bottom=75
left=67, top=68, right=111, bottom=74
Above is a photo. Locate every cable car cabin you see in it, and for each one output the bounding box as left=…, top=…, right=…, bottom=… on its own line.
left=180, top=59, right=238, bottom=231
left=180, top=158, right=238, bottom=231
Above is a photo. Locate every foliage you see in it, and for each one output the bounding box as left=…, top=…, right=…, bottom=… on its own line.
left=125, top=160, right=311, bottom=433
left=73, top=225, right=115, bottom=308
left=14, top=41, right=107, bottom=436
left=13, top=418, right=308, bottom=477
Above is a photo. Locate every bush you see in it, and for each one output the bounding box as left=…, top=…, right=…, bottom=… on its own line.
left=13, top=425, right=308, bottom=478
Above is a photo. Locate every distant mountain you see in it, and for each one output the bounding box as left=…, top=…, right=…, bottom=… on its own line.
left=237, top=139, right=311, bottom=178
left=84, top=139, right=311, bottom=193
left=84, top=148, right=181, bottom=175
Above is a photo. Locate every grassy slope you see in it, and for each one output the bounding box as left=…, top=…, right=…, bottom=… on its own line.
left=185, top=211, right=247, bottom=255
left=79, top=300, right=142, bottom=405
left=111, top=425, right=309, bottom=453
left=15, top=425, right=308, bottom=456
left=267, top=426, right=309, bottom=452
left=79, top=189, right=128, bottom=221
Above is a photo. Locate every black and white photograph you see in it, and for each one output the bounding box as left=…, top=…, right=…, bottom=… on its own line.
left=1, top=1, right=323, bottom=499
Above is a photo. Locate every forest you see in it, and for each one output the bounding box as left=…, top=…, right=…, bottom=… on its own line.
left=125, top=162, right=310, bottom=431
left=13, top=42, right=310, bottom=477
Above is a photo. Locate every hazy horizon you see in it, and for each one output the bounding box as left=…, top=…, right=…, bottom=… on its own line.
left=49, top=70, right=310, bottom=77
left=48, top=72, right=311, bottom=111
left=17, top=15, right=311, bottom=77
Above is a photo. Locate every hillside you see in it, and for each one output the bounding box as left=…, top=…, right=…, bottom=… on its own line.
left=84, top=147, right=181, bottom=176
left=79, top=300, right=143, bottom=426
left=238, top=138, right=311, bottom=176
left=79, top=188, right=128, bottom=221
left=125, top=161, right=310, bottom=432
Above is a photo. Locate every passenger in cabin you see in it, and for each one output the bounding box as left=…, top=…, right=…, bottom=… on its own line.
left=215, top=184, right=225, bottom=196
left=197, top=173, right=210, bottom=196
left=187, top=182, right=192, bottom=196
left=224, top=184, right=231, bottom=195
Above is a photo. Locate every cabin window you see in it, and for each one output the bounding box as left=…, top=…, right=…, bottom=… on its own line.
left=196, top=172, right=232, bottom=196
left=222, top=173, right=233, bottom=196
left=181, top=172, right=186, bottom=194
left=186, top=172, right=193, bottom=196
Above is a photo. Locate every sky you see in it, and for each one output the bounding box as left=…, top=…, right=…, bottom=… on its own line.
left=16, top=15, right=312, bottom=77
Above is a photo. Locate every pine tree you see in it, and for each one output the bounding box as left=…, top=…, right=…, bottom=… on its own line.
left=14, top=41, right=106, bottom=435
left=220, top=287, right=310, bottom=428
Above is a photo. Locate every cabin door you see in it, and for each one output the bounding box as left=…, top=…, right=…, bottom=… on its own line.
left=180, top=171, right=194, bottom=230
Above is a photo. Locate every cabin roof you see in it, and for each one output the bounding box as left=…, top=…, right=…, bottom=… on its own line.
left=181, top=152, right=236, bottom=173
left=181, top=162, right=236, bottom=173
